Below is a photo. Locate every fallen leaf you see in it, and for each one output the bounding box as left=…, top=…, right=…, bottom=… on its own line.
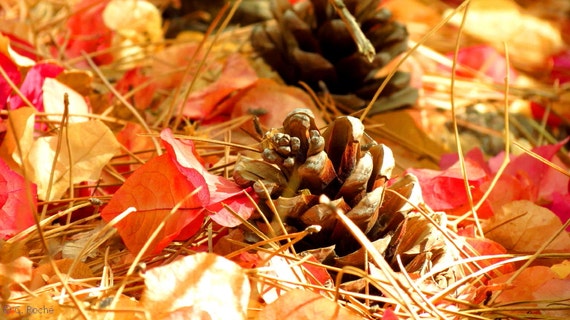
left=488, top=264, right=570, bottom=317
left=42, top=77, right=91, bottom=124
left=551, top=260, right=570, bottom=279
left=100, top=154, right=209, bottom=255
left=180, top=53, right=258, bottom=120
left=102, top=0, right=162, bottom=68
left=59, top=0, right=113, bottom=67
left=445, top=0, right=564, bottom=70
left=258, top=289, right=361, bottom=320
left=7, top=62, right=64, bottom=111
left=0, top=52, right=21, bottom=109
left=141, top=252, right=250, bottom=320
left=0, top=33, right=35, bottom=67
left=0, top=157, right=37, bottom=240
left=0, top=255, right=32, bottom=284
left=549, top=49, right=570, bottom=84
left=30, top=258, right=95, bottom=290
left=489, top=266, right=555, bottom=303
left=381, top=308, right=400, bottom=320
left=26, top=120, right=120, bottom=200
left=114, top=67, right=157, bottom=110
left=228, top=78, right=320, bottom=130
left=0, top=106, right=35, bottom=168
left=161, top=128, right=256, bottom=227
left=462, top=236, right=515, bottom=276
left=407, top=157, right=490, bottom=216
left=443, top=45, right=518, bottom=83
left=483, top=200, right=570, bottom=253
left=533, top=278, right=570, bottom=317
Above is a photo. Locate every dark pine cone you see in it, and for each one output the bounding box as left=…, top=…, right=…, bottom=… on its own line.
left=251, top=0, right=418, bottom=115
left=234, top=109, right=446, bottom=273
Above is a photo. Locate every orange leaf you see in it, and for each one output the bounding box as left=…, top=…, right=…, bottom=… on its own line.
left=490, top=266, right=554, bottom=302
left=141, top=252, right=250, bottom=319
left=258, top=289, right=361, bottom=320
left=100, top=154, right=209, bottom=255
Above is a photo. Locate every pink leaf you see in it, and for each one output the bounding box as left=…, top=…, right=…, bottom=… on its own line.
left=160, top=129, right=257, bottom=227
left=443, top=45, right=518, bottom=83
left=7, top=62, right=64, bottom=111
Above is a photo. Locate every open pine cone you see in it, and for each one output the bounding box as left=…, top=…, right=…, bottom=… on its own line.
left=251, top=0, right=418, bottom=114
left=234, top=109, right=446, bottom=273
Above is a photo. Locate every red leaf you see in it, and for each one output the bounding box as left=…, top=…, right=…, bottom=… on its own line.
left=407, top=158, right=488, bottom=212
left=100, top=154, right=210, bottom=255
left=160, top=129, right=257, bottom=227
left=7, top=62, right=64, bottom=111
left=381, top=308, right=400, bottom=320
left=548, top=192, right=570, bottom=231
left=0, top=53, right=20, bottom=109
left=0, top=158, right=37, bottom=240
left=549, top=49, right=570, bottom=84
left=59, top=0, right=113, bottom=66
left=114, top=68, right=156, bottom=110
left=180, top=53, right=258, bottom=120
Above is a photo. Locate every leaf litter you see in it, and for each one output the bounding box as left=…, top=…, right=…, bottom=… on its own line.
left=1, top=0, right=570, bottom=319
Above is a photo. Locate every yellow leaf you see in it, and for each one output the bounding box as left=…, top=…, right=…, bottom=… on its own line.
left=0, top=107, right=35, bottom=169
left=26, top=120, right=120, bottom=200
left=551, top=260, right=570, bottom=279
left=483, top=200, right=570, bottom=253
left=141, top=252, right=250, bottom=320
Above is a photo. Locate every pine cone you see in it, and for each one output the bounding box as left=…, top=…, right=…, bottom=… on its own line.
left=234, top=109, right=446, bottom=272
left=251, top=0, right=418, bottom=114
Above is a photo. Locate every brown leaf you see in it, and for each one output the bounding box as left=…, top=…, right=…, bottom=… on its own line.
left=483, top=200, right=570, bottom=253
left=258, top=289, right=361, bottom=320
left=141, top=253, right=250, bottom=320
left=30, top=258, right=95, bottom=291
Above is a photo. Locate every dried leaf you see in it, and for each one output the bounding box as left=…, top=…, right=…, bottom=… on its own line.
left=443, top=45, right=518, bottom=83
left=141, top=253, right=250, bottom=320
left=445, top=0, right=564, bottom=69
left=258, top=289, right=361, bottom=320
left=100, top=154, right=209, bottom=255
left=228, top=78, right=320, bottom=129
left=61, top=0, right=113, bottom=66
left=0, top=255, right=32, bottom=284
left=26, top=120, right=120, bottom=200
left=7, top=62, right=64, bottom=111
left=42, top=77, right=90, bottom=123
left=180, top=53, right=258, bottom=120
left=483, top=200, right=570, bottom=253
left=30, top=258, right=95, bottom=290
left=0, top=106, right=35, bottom=168
left=161, top=129, right=256, bottom=227
left=0, top=158, right=36, bottom=240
